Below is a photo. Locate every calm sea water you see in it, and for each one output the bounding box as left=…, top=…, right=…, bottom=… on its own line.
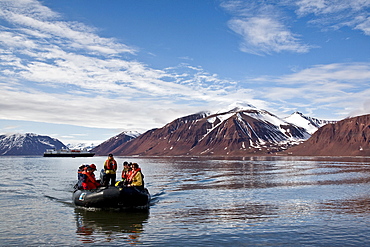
left=1, top=156, right=370, bottom=246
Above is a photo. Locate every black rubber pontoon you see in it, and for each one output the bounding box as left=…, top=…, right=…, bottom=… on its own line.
left=73, top=186, right=150, bottom=209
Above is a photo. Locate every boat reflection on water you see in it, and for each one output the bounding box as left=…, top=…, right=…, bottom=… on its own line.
left=74, top=208, right=149, bottom=244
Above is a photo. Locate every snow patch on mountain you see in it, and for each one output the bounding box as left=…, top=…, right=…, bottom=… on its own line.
left=66, top=143, right=97, bottom=151
left=284, top=112, right=335, bottom=134
left=122, top=130, right=141, bottom=138
left=217, top=102, right=257, bottom=114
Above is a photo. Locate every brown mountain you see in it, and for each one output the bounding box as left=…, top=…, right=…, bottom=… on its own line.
left=100, top=107, right=311, bottom=156
left=91, top=131, right=139, bottom=155
left=286, top=114, right=370, bottom=156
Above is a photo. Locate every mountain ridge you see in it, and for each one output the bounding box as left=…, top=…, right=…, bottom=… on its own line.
left=0, top=106, right=347, bottom=156
left=101, top=108, right=314, bottom=156
left=0, top=133, right=67, bottom=155
left=91, top=131, right=140, bottom=155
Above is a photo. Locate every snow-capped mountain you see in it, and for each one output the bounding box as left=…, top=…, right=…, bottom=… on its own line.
left=216, top=101, right=257, bottom=114
left=0, top=133, right=66, bottom=155
left=66, top=143, right=97, bottom=151
left=283, top=112, right=336, bottom=134
left=0, top=106, right=337, bottom=157
left=99, top=106, right=312, bottom=156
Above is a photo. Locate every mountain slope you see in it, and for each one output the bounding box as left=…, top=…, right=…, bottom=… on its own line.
left=91, top=131, right=140, bottom=155
left=286, top=114, right=370, bottom=156
left=108, top=112, right=211, bottom=156
left=105, top=108, right=310, bottom=156
left=0, top=133, right=66, bottom=155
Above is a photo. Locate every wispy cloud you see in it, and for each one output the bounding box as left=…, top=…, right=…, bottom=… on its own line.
left=295, top=0, right=370, bottom=34
left=221, top=0, right=312, bottom=55
left=0, top=0, right=134, bottom=55
left=227, top=17, right=310, bottom=55
left=276, top=63, right=370, bottom=84
left=252, top=63, right=370, bottom=118
left=221, top=0, right=370, bottom=55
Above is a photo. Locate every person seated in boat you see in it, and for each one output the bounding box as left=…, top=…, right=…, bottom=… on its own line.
left=122, top=161, right=132, bottom=184
left=115, top=161, right=132, bottom=187
left=81, top=164, right=101, bottom=190
left=103, top=153, right=117, bottom=187
left=127, top=163, right=144, bottom=190
left=77, top=164, right=88, bottom=189
left=116, top=161, right=132, bottom=187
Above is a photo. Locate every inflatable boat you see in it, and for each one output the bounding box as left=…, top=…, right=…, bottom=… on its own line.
left=72, top=186, right=150, bottom=210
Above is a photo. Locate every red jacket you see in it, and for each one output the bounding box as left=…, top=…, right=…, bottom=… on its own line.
left=81, top=171, right=100, bottom=190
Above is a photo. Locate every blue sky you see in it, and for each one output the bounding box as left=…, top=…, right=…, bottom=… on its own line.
left=0, top=0, right=369, bottom=145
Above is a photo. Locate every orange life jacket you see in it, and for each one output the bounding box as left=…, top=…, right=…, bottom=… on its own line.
left=121, top=168, right=131, bottom=180
left=104, top=159, right=117, bottom=173
left=128, top=168, right=140, bottom=181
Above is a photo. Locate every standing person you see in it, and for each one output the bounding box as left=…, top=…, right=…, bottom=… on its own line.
left=81, top=164, right=100, bottom=190
left=128, top=163, right=144, bottom=190
left=103, top=153, right=117, bottom=186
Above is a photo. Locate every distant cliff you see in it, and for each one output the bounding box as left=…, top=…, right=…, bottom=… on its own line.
left=286, top=114, right=370, bottom=156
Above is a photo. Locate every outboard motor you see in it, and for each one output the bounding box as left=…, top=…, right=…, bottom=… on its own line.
left=100, top=169, right=106, bottom=185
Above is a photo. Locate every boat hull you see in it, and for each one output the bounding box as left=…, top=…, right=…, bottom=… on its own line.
left=72, top=186, right=150, bottom=209
left=43, top=153, right=95, bottom=157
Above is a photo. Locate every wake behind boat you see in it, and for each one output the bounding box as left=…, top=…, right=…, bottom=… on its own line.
left=72, top=186, right=151, bottom=210
left=43, top=148, right=95, bottom=157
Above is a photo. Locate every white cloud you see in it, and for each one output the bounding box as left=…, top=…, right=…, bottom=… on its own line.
left=228, top=17, right=310, bottom=55
left=276, top=63, right=370, bottom=84
left=221, top=0, right=370, bottom=55
left=252, top=62, right=370, bottom=118
left=0, top=1, right=134, bottom=55
left=0, top=0, right=246, bottom=131
left=295, top=0, right=370, bottom=35
left=354, top=16, right=370, bottom=35
left=350, top=97, right=370, bottom=117
left=295, top=0, right=370, bottom=16
left=221, top=0, right=311, bottom=55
